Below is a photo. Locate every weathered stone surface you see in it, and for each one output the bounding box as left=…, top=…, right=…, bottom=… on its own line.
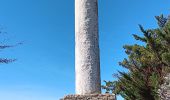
left=75, top=0, right=101, bottom=95
left=159, top=74, right=170, bottom=100
left=61, top=94, right=116, bottom=100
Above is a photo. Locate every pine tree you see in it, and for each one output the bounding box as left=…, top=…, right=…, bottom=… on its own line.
left=103, top=15, right=170, bottom=100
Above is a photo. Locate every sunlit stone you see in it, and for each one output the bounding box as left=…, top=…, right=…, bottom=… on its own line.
left=75, top=0, right=101, bottom=95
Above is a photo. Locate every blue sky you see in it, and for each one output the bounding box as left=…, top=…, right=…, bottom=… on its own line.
left=0, top=0, right=169, bottom=100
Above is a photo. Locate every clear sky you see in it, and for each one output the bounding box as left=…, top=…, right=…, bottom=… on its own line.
left=0, top=0, right=169, bottom=100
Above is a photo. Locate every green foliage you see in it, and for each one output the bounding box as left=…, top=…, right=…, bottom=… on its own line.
left=103, top=15, right=170, bottom=100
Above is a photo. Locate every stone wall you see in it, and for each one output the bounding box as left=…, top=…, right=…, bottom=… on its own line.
left=61, top=94, right=116, bottom=100
left=159, top=74, right=170, bottom=100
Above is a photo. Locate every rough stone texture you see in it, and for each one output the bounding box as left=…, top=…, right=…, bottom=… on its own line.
left=61, top=94, right=116, bottom=100
left=159, top=74, right=170, bottom=100
left=75, top=0, right=101, bottom=95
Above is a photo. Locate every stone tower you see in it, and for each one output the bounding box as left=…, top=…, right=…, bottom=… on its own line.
left=75, top=0, right=101, bottom=95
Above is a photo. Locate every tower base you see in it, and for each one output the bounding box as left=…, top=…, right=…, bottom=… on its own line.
left=60, top=94, right=116, bottom=100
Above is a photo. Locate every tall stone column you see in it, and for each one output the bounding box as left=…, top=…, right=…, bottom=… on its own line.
left=75, top=0, right=101, bottom=95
